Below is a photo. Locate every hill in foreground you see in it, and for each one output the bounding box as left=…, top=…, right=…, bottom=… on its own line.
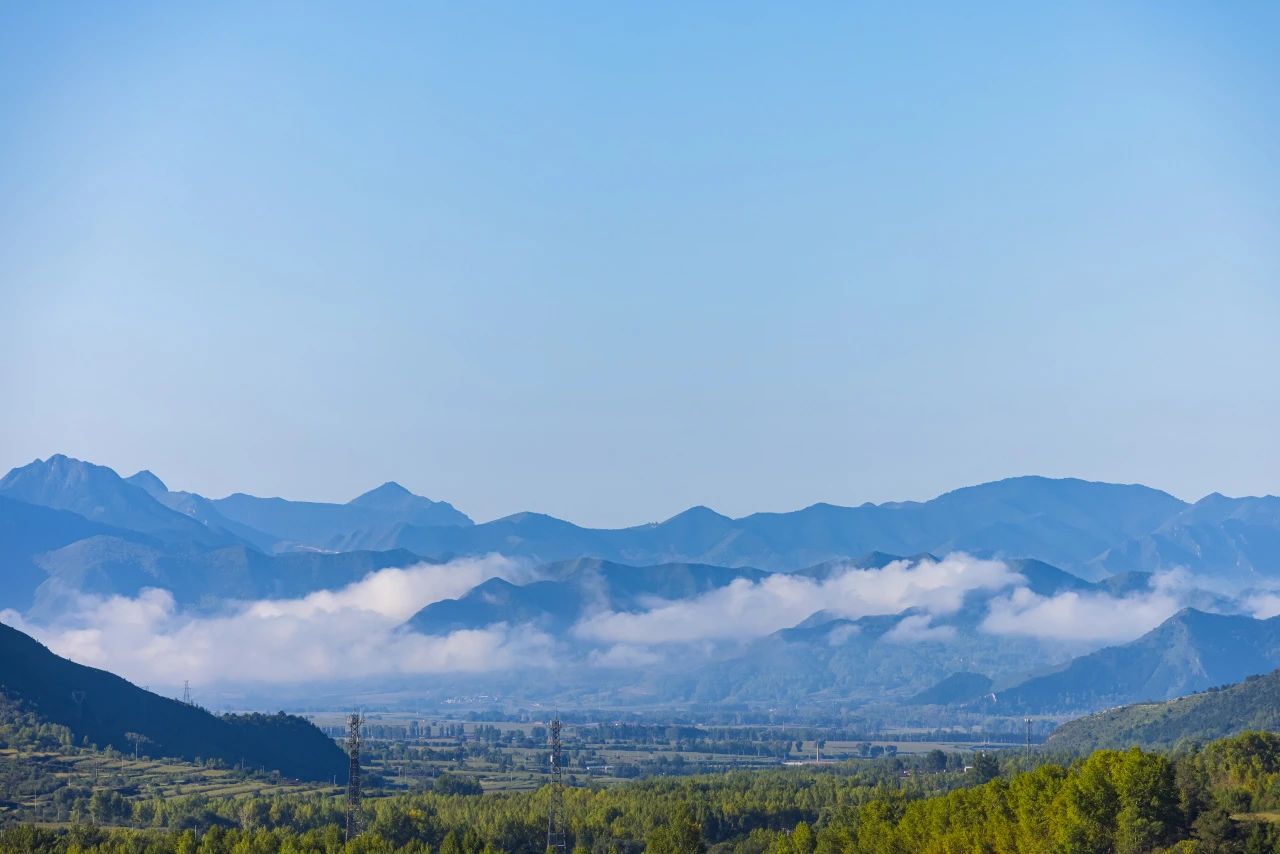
left=1048, top=667, right=1280, bottom=753
left=0, top=621, right=345, bottom=782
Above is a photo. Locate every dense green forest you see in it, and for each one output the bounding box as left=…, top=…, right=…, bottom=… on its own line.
left=8, top=732, right=1280, bottom=852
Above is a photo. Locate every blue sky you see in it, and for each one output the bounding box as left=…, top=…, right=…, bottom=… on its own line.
left=2, top=3, right=1278, bottom=526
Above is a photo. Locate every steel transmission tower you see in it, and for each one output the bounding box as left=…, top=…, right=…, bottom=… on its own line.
left=546, top=717, right=567, bottom=854
left=345, top=712, right=364, bottom=842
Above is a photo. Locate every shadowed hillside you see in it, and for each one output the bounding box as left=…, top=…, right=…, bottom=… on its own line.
left=0, top=622, right=345, bottom=782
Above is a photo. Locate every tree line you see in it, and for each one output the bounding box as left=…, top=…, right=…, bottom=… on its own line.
left=7, top=732, right=1280, bottom=852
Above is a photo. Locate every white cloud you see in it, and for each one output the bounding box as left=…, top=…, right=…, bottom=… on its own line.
left=587, top=644, right=664, bottom=668
left=1245, top=590, right=1280, bottom=619
left=884, top=614, right=956, bottom=643
left=0, top=556, right=554, bottom=687
left=826, top=623, right=861, bottom=646
left=980, top=583, right=1183, bottom=644
left=573, top=554, right=1019, bottom=645
left=243, top=555, right=518, bottom=621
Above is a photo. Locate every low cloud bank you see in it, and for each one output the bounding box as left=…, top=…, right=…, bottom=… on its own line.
left=1, top=556, right=552, bottom=688
left=1, top=554, right=1234, bottom=692
left=981, top=570, right=1197, bottom=643
left=574, top=554, right=1018, bottom=645
left=575, top=558, right=1217, bottom=649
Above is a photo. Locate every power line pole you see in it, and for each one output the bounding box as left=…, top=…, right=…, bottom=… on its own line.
left=346, top=712, right=364, bottom=842
left=1025, top=717, right=1033, bottom=748
left=547, top=716, right=566, bottom=854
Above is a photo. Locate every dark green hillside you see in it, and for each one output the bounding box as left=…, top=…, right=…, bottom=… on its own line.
left=1048, top=668, right=1280, bottom=753
left=0, top=622, right=345, bottom=781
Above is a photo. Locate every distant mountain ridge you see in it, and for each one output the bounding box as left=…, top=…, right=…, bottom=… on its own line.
left=1, top=455, right=473, bottom=557
left=16, top=455, right=1280, bottom=583
left=0, top=456, right=237, bottom=549
left=403, top=558, right=769, bottom=636
left=28, top=539, right=429, bottom=617
left=6, top=453, right=1280, bottom=714
left=208, top=481, right=472, bottom=552
left=1087, top=494, right=1280, bottom=585
left=381, top=476, right=1190, bottom=575
left=673, top=561, right=1110, bottom=706
left=991, top=609, right=1280, bottom=713
left=0, top=497, right=151, bottom=611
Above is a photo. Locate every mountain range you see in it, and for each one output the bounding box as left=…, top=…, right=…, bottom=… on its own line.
left=3, top=453, right=1280, bottom=718
left=4, top=454, right=1279, bottom=595
left=345, top=478, right=1191, bottom=575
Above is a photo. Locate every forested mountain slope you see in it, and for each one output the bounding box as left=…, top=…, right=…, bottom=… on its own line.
left=0, top=621, right=345, bottom=781
left=1049, top=668, right=1280, bottom=752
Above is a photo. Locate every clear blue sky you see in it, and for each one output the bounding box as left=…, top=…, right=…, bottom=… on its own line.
left=2, top=3, right=1277, bottom=526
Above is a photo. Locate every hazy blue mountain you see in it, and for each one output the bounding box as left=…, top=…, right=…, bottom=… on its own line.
left=907, top=671, right=994, bottom=706
left=124, top=469, right=168, bottom=498
left=0, top=456, right=239, bottom=548
left=3, top=458, right=1218, bottom=578
left=1093, top=571, right=1160, bottom=596
left=404, top=577, right=585, bottom=635
left=208, top=481, right=472, bottom=552
left=542, top=557, right=769, bottom=607
left=992, top=609, right=1280, bottom=713
left=1001, top=558, right=1099, bottom=595
left=1048, top=669, right=1280, bottom=752
left=29, top=538, right=427, bottom=614
left=384, top=477, right=1187, bottom=573
left=790, top=551, right=940, bottom=579
left=1088, top=494, right=1280, bottom=583
left=125, top=470, right=281, bottom=551
left=348, top=481, right=466, bottom=517
left=400, top=552, right=1104, bottom=694
left=0, top=498, right=153, bottom=611
left=403, top=558, right=767, bottom=635
left=682, top=607, right=1073, bottom=705
left=659, top=558, right=1138, bottom=706
left=0, top=620, right=346, bottom=781
left=403, top=550, right=1099, bottom=641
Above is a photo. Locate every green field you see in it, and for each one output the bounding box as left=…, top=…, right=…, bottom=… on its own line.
left=2, top=711, right=1031, bottom=827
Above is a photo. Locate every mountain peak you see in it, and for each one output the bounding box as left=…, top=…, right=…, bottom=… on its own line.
left=349, top=481, right=414, bottom=506
left=2, top=454, right=114, bottom=491
left=125, top=469, right=169, bottom=497
left=1165, top=606, right=1228, bottom=629
left=0, top=454, right=232, bottom=546
left=662, top=505, right=732, bottom=525
left=344, top=481, right=474, bottom=527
